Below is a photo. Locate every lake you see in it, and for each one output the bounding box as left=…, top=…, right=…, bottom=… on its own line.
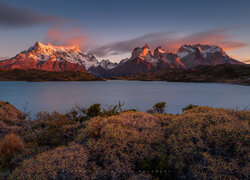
left=0, top=80, right=249, bottom=114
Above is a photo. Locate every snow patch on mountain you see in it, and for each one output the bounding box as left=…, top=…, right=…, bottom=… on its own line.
left=178, top=51, right=189, bottom=59
left=24, top=41, right=99, bottom=70
left=197, top=45, right=223, bottom=57
left=100, top=59, right=118, bottom=70
left=178, top=44, right=225, bottom=59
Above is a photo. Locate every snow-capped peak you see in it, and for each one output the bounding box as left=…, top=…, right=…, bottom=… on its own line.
left=195, top=44, right=224, bottom=57
left=100, top=59, right=118, bottom=70
left=178, top=44, right=225, bottom=59
left=24, top=41, right=99, bottom=70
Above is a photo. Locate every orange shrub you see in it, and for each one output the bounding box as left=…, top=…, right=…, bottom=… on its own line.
left=0, top=133, right=25, bottom=157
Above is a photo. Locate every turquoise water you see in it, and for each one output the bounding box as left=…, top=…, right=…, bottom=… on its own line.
left=0, top=80, right=249, bottom=114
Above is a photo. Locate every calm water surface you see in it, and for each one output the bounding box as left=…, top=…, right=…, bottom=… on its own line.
left=0, top=80, right=249, bottom=114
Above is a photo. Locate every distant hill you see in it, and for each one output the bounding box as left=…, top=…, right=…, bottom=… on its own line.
left=0, top=69, right=104, bottom=81
left=117, top=64, right=250, bottom=85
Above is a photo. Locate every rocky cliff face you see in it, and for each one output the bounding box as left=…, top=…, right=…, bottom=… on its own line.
left=110, top=44, right=186, bottom=76
left=109, top=43, right=243, bottom=76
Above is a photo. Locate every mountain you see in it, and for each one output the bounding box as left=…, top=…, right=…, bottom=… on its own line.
left=88, top=59, right=118, bottom=77
left=99, top=59, right=118, bottom=70
left=109, top=44, right=185, bottom=76
left=178, top=44, right=243, bottom=68
left=109, top=44, right=154, bottom=76
left=88, top=58, right=129, bottom=77
left=153, top=46, right=185, bottom=70
left=109, top=43, right=243, bottom=77
left=0, top=42, right=244, bottom=77
left=0, top=42, right=100, bottom=72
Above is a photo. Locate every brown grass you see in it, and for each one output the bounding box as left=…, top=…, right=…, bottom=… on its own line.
left=0, top=133, right=24, bottom=157
left=9, top=144, right=90, bottom=179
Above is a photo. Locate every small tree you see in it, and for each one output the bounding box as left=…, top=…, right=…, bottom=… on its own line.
left=66, top=105, right=87, bottom=123
left=182, top=104, right=198, bottom=112
left=87, top=103, right=101, bottom=118
left=153, top=102, right=166, bottom=114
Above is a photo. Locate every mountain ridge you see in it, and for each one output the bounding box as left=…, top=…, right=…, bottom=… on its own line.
left=0, top=41, right=244, bottom=76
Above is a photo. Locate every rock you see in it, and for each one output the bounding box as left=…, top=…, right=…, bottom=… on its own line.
left=0, top=101, right=25, bottom=139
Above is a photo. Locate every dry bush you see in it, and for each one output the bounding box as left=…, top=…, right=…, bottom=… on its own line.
left=2, top=106, right=249, bottom=180
left=23, top=111, right=81, bottom=148
left=164, top=106, right=250, bottom=179
left=10, top=144, right=91, bottom=179
left=0, top=133, right=24, bottom=157
left=77, top=112, right=165, bottom=179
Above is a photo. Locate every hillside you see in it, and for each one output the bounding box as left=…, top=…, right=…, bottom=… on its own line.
left=0, top=102, right=249, bottom=179
left=117, top=64, right=250, bottom=85
left=0, top=69, right=104, bottom=81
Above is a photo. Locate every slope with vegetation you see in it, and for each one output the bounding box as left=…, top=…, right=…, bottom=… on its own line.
left=0, top=101, right=249, bottom=179
left=117, top=64, right=250, bottom=85
left=0, top=69, right=104, bottom=81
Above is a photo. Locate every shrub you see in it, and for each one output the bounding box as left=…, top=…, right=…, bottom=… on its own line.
left=102, top=101, right=124, bottom=116
left=87, top=103, right=101, bottom=118
left=182, top=104, right=198, bottom=112
left=164, top=106, right=249, bottom=179
left=10, top=144, right=92, bottom=179
left=25, top=111, right=80, bottom=148
left=0, top=133, right=24, bottom=158
left=1, top=103, right=249, bottom=180
left=66, top=105, right=87, bottom=123
left=153, top=102, right=166, bottom=114
left=77, top=112, right=165, bottom=179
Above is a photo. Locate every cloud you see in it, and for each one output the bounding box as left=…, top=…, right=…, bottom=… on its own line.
left=90, top=28, right=247, bottom=57
left=215, top=41, right=247, bottom=51
left=229, top=55, right=250, bottom=64
left=90, top=31, right=178, bottom=57
left=45, top=27, right=89, bottom=50
left=0, top=3, right=62, bottom=27
left=243, top=59, right=250, bottom=63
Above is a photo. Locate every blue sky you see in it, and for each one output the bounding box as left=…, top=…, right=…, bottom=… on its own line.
left=0, top=0, right=250, bottom=62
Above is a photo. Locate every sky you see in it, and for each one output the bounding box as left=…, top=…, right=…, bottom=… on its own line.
left=0, top=0, right=250, bottom=63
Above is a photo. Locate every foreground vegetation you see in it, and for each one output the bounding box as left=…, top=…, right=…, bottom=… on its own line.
left=0, top=101, right=249, bottom=179
left=117, top=64, right=250, bottom=85
left=0, top=69, right=104, bottom=81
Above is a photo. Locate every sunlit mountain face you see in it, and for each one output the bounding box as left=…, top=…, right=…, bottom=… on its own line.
left=0, top=41, right=243, bottom=77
